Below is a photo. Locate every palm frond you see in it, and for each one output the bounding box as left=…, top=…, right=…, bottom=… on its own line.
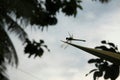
left=0, top=25, right=18, bottom=67
left=0, top=73, right=9, bottom=80
left=5, top=14, right=28, bottom=42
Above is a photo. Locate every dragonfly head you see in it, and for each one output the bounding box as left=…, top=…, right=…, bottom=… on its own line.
left=66, top=37, right=73, bottom=41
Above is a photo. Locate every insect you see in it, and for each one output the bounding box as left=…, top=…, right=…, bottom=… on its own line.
left=61, top=33, right=86, bottom=49
left=66, top=33, right=86, bottom=42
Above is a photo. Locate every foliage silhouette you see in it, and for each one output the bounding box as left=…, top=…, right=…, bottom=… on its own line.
left=24, top=38, right=50, bottom=58
left=86, top=40, right=120, bottom=80
left=0, top=0, right=111, bottom=80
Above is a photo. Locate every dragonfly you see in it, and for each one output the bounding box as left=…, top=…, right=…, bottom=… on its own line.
left=61, top=33, right=86, bottom=49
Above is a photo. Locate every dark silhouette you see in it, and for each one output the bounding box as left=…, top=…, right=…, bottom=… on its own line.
left=61, top=33, right=86, bottom=49
left=66, top=37, right=86, bottom=42
left=108, top=42, right=116, bottom=47
left=92, top=0, right=110, bottom=3
left=101, top=40, right=107, bottom=44
left=86, top=40, right=120, bottom=80
left=87, top=58, right=120, bottom=80
left=104, top=64, right=119, bottom=80
left=95, top=40, right=119, bottom=53
left=65, top=33, right=86, bottom=42
left=24, top=38, right=50, bottom=58
left=95, top=45, right=109, bottom=51
left=88, top=58, right=104, bottom=63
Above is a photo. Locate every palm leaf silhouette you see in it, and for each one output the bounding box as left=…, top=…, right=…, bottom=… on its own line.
left=0, top=26, right=18, bottom=66
left=5, top=15, right=28, bottom=41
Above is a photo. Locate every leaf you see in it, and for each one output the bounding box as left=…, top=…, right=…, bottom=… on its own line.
left=0, top=25, right=18, bottom=67
left=77, top=5, right=83, bottom=10
left=5, top=14, right=28, bottom=42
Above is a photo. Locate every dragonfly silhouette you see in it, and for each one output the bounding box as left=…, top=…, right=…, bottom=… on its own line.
left=66, top=33, right=86, bottom=42
left=61, top=33, right=86, bottom=48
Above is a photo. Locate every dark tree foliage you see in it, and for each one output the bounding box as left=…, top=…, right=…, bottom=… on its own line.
left=0, top=0, right=110, bottom=80
left=0, top=0, right=83, bottom=27
left=24, top=38, right=50, bottom=58
left=86, top=40, right=120, bottom=80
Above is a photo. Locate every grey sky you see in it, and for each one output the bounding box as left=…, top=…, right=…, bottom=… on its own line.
left=7, top=0, right=120, bottom=80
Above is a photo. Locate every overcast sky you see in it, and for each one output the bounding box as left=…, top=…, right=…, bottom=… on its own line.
left=7, top=0, right=120, bottom=80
